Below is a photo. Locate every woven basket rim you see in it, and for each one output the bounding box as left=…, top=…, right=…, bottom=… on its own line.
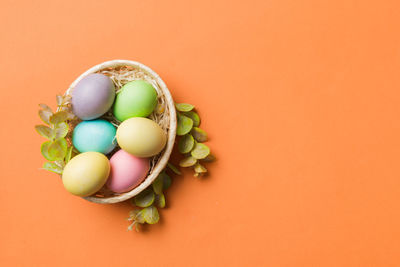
left=66, top=60, right=176, bottom=204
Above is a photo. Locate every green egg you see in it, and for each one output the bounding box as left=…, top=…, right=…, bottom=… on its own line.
left=113, top=80, right=157, bottom=121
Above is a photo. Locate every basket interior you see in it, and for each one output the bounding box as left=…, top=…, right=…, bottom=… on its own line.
left=64, top=62, right=173, bottom=202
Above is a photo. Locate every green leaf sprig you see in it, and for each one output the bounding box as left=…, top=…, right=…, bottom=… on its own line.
left=35, top=95, right=76, bottom=174
left=175, top=103, right=215, bottom=177
left=127, top=171, right=172, bottom=231
left=128, top=103, right=216, bottom=231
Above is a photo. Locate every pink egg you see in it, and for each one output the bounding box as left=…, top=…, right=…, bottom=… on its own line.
left=106, top=149, right=150, bottom=193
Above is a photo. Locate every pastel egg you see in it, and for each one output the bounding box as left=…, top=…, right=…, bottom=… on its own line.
left=62, top=152, right=110, bottom=197
left=106, top=149, right=150, bottom=193
left=116, top=117, right=166, bottom=157
left=73, top=120, right=116, bottom=154
left=72, top=74, right=115, bottom=120
left=113, top=80, right=157, bottom=121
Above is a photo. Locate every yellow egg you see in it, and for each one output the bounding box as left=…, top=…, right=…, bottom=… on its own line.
left=116, top=117, right=167, bottom=157
left=62, top=152, right=110, bottom=197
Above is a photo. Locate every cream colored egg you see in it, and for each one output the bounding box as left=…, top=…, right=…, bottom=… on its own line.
left=62, top=152, right=110, bottom=197
left=116, top=117, right=166, bottom=157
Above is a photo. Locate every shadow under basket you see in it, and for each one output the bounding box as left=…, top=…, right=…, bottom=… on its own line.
left=64, top=60, right=177, bottom=204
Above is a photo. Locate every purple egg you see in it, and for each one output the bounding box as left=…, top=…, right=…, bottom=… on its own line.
left=71, top=74, right=115, bottom=120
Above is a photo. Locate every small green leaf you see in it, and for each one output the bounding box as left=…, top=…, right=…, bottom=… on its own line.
left=128, top=209, right=145, bottom=224
left=134, top=209, right=145, bottom=224
left=194, top=162, right=207, bottom=174
left=167, top=163, right=181, bottom=175
left=41, top=141, right=56, bottom=161
left=42, top=162, right=63, bottom=174
left=154, top=171, right=172, bottom=191
left=184, top=111, right=200, bottom=127
left=128, top=213, right=134, bottom=221
left=175, top=103, right=195, bottom=112
left=56, top=95, right=63, bottom=106
left=49, top=111, right=69, bottom=125
left=191, top=127, right=208, bottom=142
left=134, top=189, right=155, bottom=208
left=191, top=143, right=210, bottom=159
left=178, top=134, right=195, bottom=154
left=35, top=125, right=54, bottom=140
left=179, top=156, right=197, bottom=167
left=202, top=154, right=216, bottom=162
left=156, top=193, right=166, bottom=208
left=39, top=110, right=53, bottom=125
left=152, top=174, right=164, bottom=195
left=128, top=210, right=137, bottom=221
left=127, top=208, right=145, bottom=232
left=39, top=104, right=52, bottom=112
left=54, top=122, right=69, bottom=139
left=177, top=114, right=193, bottom=136
left=48, top=138, right=68, bottom=160
left=65, top=146, right=73, bottom=163
left=142, top=206, right=160, bottom=224
left=162, top=172, right=172, bottom=190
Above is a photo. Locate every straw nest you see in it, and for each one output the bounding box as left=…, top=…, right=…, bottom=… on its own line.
left=63, top=60, right=176, bottom=204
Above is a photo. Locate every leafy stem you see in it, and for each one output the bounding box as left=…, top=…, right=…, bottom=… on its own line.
left=127, top=171, right=171, bottom=231
left=35, top=95, right=76, bottom=174
left=128, top=102, right=216, bottom=232
left=175, top=103, right=215, bottom=177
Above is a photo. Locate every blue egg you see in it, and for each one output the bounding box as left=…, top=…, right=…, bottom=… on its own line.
left=72, top=120, right=117, bottom=154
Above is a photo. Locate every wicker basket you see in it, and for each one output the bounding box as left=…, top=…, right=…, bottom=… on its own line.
left=64, top=60, right=176, bottom=204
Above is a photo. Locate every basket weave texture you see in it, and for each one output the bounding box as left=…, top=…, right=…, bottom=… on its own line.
left=65, top=60, right=176, bottom=204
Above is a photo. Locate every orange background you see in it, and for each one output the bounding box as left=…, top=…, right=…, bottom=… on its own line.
left=1, top=0, right=400, bottom=266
